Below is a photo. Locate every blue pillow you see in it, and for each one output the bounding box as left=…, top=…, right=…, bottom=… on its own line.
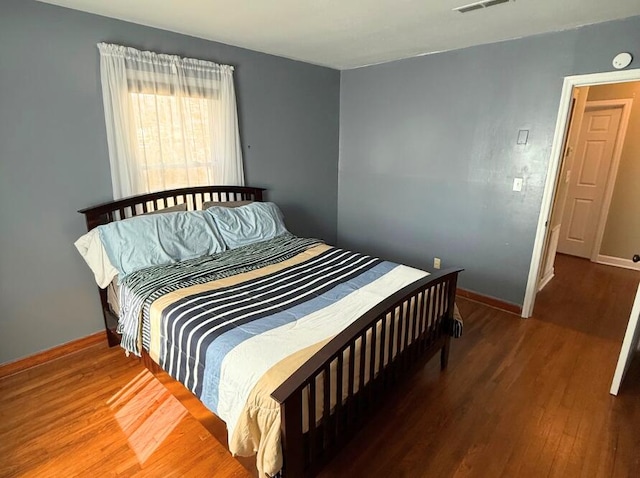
left=98, top=210, right=226, bottom=279
left=206, top=202, right=288, bottom=249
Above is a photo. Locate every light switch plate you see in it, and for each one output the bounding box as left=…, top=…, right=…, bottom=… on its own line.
left=513, top=177, right=523, bottom=191
left=517, top=129, right=529, bottom=145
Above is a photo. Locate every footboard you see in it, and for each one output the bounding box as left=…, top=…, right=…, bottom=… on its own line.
left=271, top=268, right=462, bottom=477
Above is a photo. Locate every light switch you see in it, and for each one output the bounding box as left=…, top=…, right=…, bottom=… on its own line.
left=513, top=177, right=523, bottom=192
left=517, top=129, right=529, bottom=145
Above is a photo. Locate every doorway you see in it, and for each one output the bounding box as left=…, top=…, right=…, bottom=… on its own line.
left=556, top=99, right=628, bottom=260
left=523, top=69, right=640, bottom=318
left=537, top=86, right=635, bottom=293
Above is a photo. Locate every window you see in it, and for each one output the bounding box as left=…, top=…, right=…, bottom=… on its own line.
left=98, top=43, right=244, bottom=199
left=129, top=91, right=214, bottom=192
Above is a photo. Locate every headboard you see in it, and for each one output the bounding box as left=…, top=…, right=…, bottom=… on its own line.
left=78, top=185, right=265, bottom=231
left=78, top=185, right=265, bottom=346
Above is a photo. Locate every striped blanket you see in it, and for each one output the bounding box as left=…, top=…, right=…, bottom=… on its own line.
left=117, top=234, right=445, bottom=476
left=117, top=234, right=322, bottom=356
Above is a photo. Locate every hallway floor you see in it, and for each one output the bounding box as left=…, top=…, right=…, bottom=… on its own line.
left=534, top=253, right=640, bottom=341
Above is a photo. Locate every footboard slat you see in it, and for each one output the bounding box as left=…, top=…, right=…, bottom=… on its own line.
left=421, top=289, right=432, bottom=353
left=346, top=342, right=356, bottom=434
left=379, top=313, right=388, bottom=386
left=387, top=308, right=397, bottom=383
left=402, top=300, right=410, bottom=370
left=335, top=351, right=344, bottom=446
left=307, top=379, right=316, bottom=466
left=368, top=321, right=378, bottom=405
left=357, top=331, right=367, bottom=421
left=409, top=295, right=419, bottom=364
left=272, top=268, right=462, bottom=477
left=322, top=363, right=331, bottom=452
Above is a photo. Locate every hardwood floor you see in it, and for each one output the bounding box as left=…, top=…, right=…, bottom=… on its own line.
left=0, top=345, right=250, bottom=478
left=318, top=257, right=640, bottom=477
left=2, top=258, right=639, bottom=477
left=534, top=253, right=640, bottom=341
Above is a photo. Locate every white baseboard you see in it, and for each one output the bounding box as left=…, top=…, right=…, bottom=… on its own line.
left=538, top=269, right=554, bottom=291
left=538, top=267, right=555, bottom=292
left=596, top=255, right=640, bottom=271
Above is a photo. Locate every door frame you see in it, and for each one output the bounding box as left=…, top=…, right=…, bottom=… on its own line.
left=536, top=88, right=584, bottom=292
left=585, top=99, right=632, bottom=263
left=522, top=68, right=640, bottom=318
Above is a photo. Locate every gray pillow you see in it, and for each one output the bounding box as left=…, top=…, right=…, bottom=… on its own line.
left=144, top=203, right=187, bottom=215
left=99, top=210, right=226, bottom=279
left=205, top=202, right=288, bottom=249
left=202, top=200, right=253, bottom=210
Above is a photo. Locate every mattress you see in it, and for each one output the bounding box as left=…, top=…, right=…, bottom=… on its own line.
left=107, top=278, right=120, bottom=317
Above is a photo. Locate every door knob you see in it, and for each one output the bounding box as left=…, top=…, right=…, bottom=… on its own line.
left=633, top=254, right=640, bottom=263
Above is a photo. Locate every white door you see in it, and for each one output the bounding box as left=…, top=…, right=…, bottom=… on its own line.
left=557, top=105, right=623, bottom=258
left=611, top=282, right=640, bottom=395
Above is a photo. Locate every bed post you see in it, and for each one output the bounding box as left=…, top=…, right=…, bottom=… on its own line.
left=441, top=269, right=458, bottom=370
left=441, top=335, right=451, bottom=370
left=279, top=391, right=304, bottom=478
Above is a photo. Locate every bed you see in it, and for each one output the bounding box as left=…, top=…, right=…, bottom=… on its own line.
left=77, top=185, right=462, bottom=477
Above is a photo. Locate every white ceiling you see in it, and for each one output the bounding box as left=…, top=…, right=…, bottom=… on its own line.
left=39, top=0, right=640, bottom=69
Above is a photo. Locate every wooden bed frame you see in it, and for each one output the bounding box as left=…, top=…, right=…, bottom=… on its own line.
left=79, top=185, right=462, bottom=478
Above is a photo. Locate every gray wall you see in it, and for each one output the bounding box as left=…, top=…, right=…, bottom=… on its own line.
left=338, top=16, right=640, bottom=306
left=0, top=0, right=340, bottom=363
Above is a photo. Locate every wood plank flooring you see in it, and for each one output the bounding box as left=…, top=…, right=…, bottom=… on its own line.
left=318, top=256, right=640, bottom=477
left=0, top=345, right=250, bottom=478
left=534, top=253, right=640, bottom=340
left=1, top=255, right=639, bottom=477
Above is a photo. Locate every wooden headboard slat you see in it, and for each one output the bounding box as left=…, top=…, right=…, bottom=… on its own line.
left=79, top=186, right=266, bottom=231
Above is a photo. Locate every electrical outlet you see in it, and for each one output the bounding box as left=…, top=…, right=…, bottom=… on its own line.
left=512, top=177, right=523, bottom=192
left=434, top=257, right=441, bottom=269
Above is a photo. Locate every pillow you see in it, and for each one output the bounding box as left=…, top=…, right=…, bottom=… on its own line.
left=206, top=202, right=288, bottom=249
left=144, top=203, right=187, bottom=215
left=74, top=228, right=119, bottom=288
left=202, top=200, right=253, bottom=210
left=97, top=210, right=226, bottom=279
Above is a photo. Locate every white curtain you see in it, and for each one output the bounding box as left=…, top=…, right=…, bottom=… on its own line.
left=98, top=43, right=244, bottom=199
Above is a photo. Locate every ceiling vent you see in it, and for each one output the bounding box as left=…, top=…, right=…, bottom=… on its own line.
left=453, top=0, right=512, bottom=13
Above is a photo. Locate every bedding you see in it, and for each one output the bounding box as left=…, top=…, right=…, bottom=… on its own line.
left=74, top=228, right=119, bottom=288
left=206, top=202, right=288, bottom=249
left=74, top=203, right=233, bottom=288
left=99, top=210, right=226, bottom=279
left=115, top=233, right=461, bottom=476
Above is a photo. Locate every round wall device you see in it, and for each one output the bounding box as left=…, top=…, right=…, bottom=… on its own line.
left=612, top=52, right=632, bottom=69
